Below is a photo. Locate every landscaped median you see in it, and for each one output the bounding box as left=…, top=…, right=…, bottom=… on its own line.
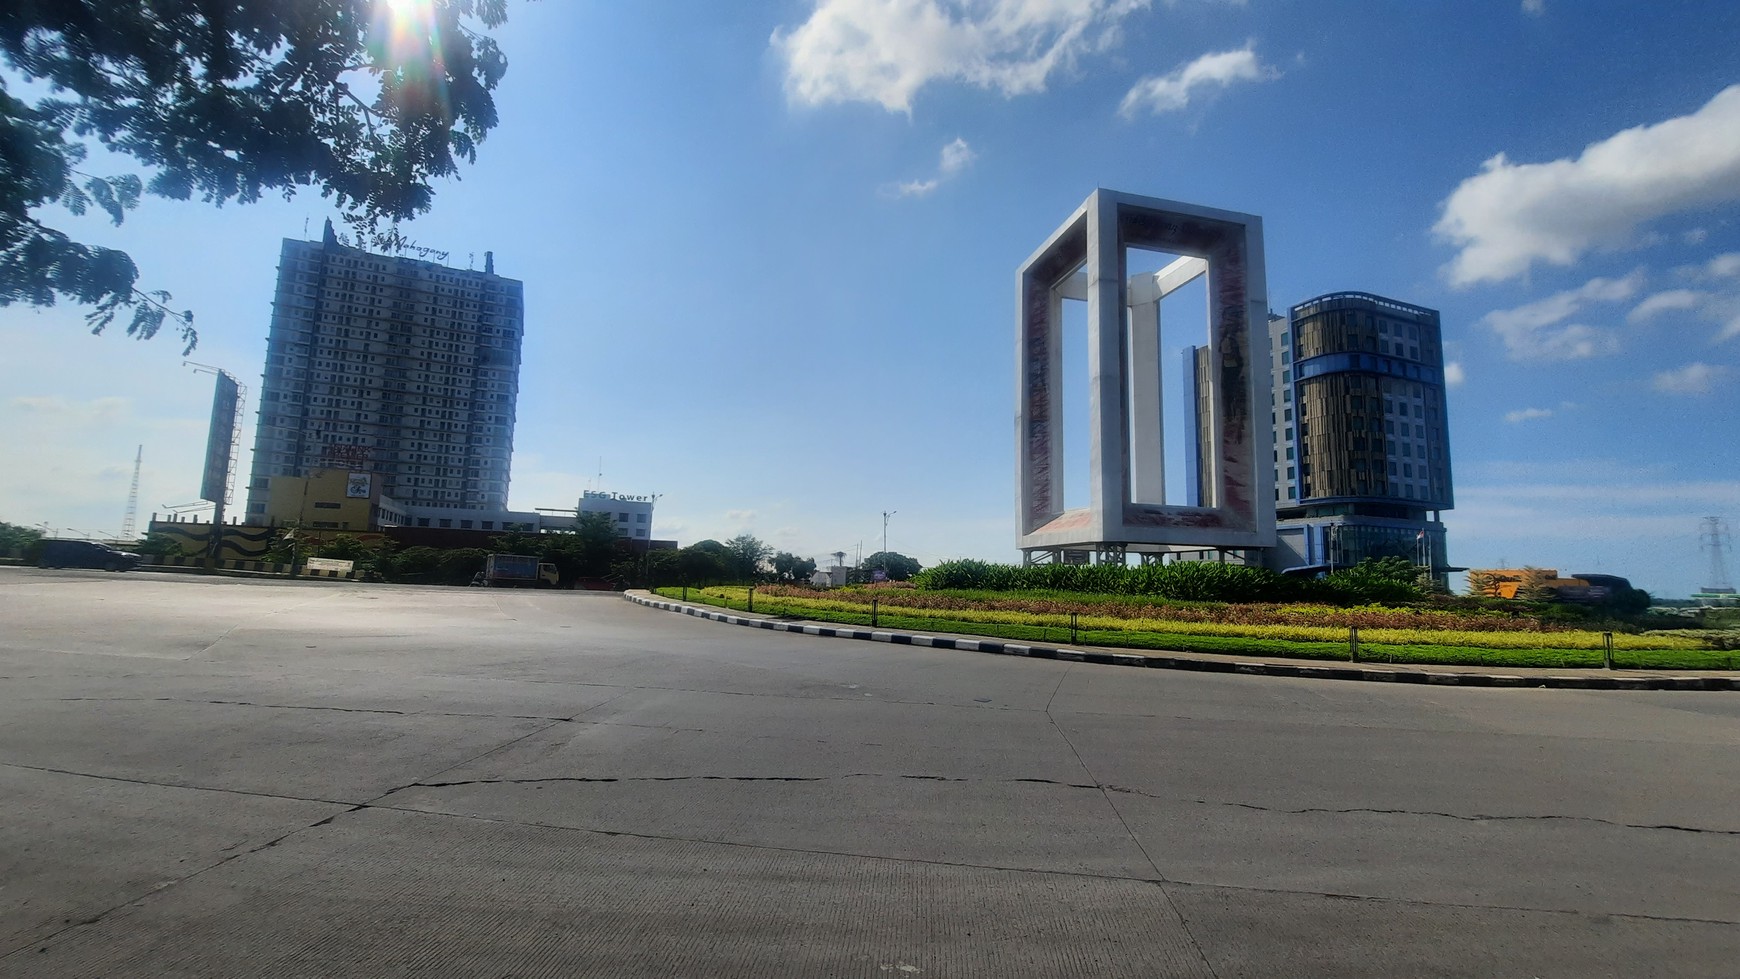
left=651, top=585, right=1735, bottom=671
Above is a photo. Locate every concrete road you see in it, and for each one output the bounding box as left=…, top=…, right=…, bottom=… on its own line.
left=1, top=567, right=1736, bottom=977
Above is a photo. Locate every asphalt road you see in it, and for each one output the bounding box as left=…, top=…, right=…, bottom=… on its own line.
left=2, top=567, right=1736, bottom=977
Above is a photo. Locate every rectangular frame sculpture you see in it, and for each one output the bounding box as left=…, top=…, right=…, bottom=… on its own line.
left=1015, top=189, right=1274, bottom=558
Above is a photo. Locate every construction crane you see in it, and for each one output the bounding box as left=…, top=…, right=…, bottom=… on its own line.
left=119, top=445, right=142, bottom=541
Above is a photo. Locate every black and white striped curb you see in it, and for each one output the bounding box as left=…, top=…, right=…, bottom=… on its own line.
left=625, top=593, right=1740, bottom=691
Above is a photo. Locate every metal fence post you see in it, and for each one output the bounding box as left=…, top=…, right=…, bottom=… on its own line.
left=1603, top=631, right=1614, bottom=670
left=871, top=598, right=879, bottom=629
left=748, top=583, right=754, bottom=613
left=1350, top=626, right=1360, bottom=663
left=1071, top=612, right=1078, bottom=644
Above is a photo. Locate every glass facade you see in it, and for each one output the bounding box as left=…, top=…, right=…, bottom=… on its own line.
left=1289, top=293, right=1453, bottom=511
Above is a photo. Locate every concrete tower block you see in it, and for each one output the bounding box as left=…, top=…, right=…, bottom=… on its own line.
left=1015, top=189, right=1274, bottom=556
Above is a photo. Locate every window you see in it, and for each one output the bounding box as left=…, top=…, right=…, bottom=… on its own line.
left=439, top=518, right=452, bottom=528
left=313, top=501, right=340, bottom=510
left=460, top=520, right=473, bottom=529
left=636, top=513, right=647, bottom=523
left=618, top=512, right=629, bottom=522
left=417, top=518, right=430, bottom=527
left=482, top=521, right=495, bottom=530
left=636, top=529, right=647, bottom=537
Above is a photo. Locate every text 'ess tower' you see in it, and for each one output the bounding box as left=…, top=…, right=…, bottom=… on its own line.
left=244, top=221, right=523, bottom=519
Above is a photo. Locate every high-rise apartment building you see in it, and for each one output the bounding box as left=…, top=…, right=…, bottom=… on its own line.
left=1275, top=292, right=1453, bottom=575
left=244, top=221, right=523, bottom=519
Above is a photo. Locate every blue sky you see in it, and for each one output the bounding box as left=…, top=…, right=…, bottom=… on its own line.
left=4, top=0, right=1739, bottom=597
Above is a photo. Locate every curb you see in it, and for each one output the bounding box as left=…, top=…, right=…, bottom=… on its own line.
left=624, top=593, right=1740, bottom=692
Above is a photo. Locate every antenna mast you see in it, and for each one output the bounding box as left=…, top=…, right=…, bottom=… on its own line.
left=120, top=445, right=142, bottom=541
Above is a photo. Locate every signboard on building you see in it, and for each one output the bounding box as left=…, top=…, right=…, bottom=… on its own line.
left=304, top=557, right=354, bottom=574
left=200, top=373, right=239, bottom=504
left=346, top=472, right=371, bottom=499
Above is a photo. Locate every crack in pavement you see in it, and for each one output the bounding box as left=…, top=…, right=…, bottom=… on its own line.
left=45, top=696, right=574, bottom=722
left=384, top=770, right=1740, bottom=838
left=351, top=800, right=1740, bottom=929
left=380, top=773, right=1103, bottom=797
left=1130, top=791, right=1740, bottom=837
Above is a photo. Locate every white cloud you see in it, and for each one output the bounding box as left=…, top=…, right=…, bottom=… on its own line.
left=1443, top=361, right=1466, bottom=386
left=1521, top=0, right=1545, bottom=15
left=1652, top=362, right=1728, bottom=395
left=1657, top=253, right=1740, bottom=341
left=1704, top=252, right=1740, bottom=279
left=890, top=137, right=978, bottom=197
left=1479, top=271, right=1641, bottom=360
left=8, top=395, right=132, bottom=420
left=772, top=0, right=1155, bottom=114
left=1118, top=45, right=1273, bottom=118
left=1504, top=406, right=1553, bottom=423
left=1627, top=289, right=1705, bottom=323
left=1435, top=85, right=1740, bottom=286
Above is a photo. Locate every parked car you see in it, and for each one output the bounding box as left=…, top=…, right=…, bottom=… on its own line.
left=38, top=540, right=143, bottom=572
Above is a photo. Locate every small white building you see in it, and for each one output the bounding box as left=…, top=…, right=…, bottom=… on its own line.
left=808, top=565, right=850, bottom=588
left=577, top=491, right=655, bottom=540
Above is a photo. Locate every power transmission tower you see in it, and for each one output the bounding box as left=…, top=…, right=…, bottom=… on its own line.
left=1701, top=516, right=1734, bottom=593
left=120, top=445, right=142, bottom=541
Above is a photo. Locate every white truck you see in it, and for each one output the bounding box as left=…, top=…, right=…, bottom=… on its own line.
left=482, top=553, right=559, bottom=588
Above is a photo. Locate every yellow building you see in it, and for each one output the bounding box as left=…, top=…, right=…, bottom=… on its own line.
left=1469, top=568, right=1590, bottom=600
left=264, top=469, right=405, bottom=532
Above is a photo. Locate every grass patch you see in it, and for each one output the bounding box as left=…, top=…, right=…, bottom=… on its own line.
left=653, top=587, right=1737, bottom=672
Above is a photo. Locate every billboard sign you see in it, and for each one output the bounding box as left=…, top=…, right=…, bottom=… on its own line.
left=346, top=472, right=371, bottom=499
left=200, top=373, right=239, bottom=504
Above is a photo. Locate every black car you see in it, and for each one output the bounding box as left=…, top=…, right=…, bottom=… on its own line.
left=38, top=540, right=143, bottom=572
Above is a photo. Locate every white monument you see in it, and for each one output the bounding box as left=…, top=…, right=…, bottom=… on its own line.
left=1016, top=189, right=1274, bottom=564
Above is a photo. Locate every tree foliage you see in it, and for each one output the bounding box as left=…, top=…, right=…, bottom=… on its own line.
left=1465, top=569, right=1499, bottom=598
left=1515, top=566, right=1554, bottom=602
left=771, top=551, right=817, bottom=584
left=723, top=533, right=772, bottom=582
left=861, top=550, right=921, bottom=581
left=0, top=0, right=511, bottom=352
left=544, top=512, right=618, bottom=580
left=0, top=519, right=43, bottom=552
left=677, top=540, right=729, bottom=586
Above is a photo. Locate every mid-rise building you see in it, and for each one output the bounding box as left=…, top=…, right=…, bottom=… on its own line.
left=1186, top=292, right=1454, bottom=578
left=244, top=221, right=523, bottom=519
left=578, top=491, right=655, bottom=540
left=1274, top=292, right=1453, bottom=576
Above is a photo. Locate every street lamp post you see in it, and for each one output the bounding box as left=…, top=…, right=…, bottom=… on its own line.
left=882, top=510, right=896, bottom=561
